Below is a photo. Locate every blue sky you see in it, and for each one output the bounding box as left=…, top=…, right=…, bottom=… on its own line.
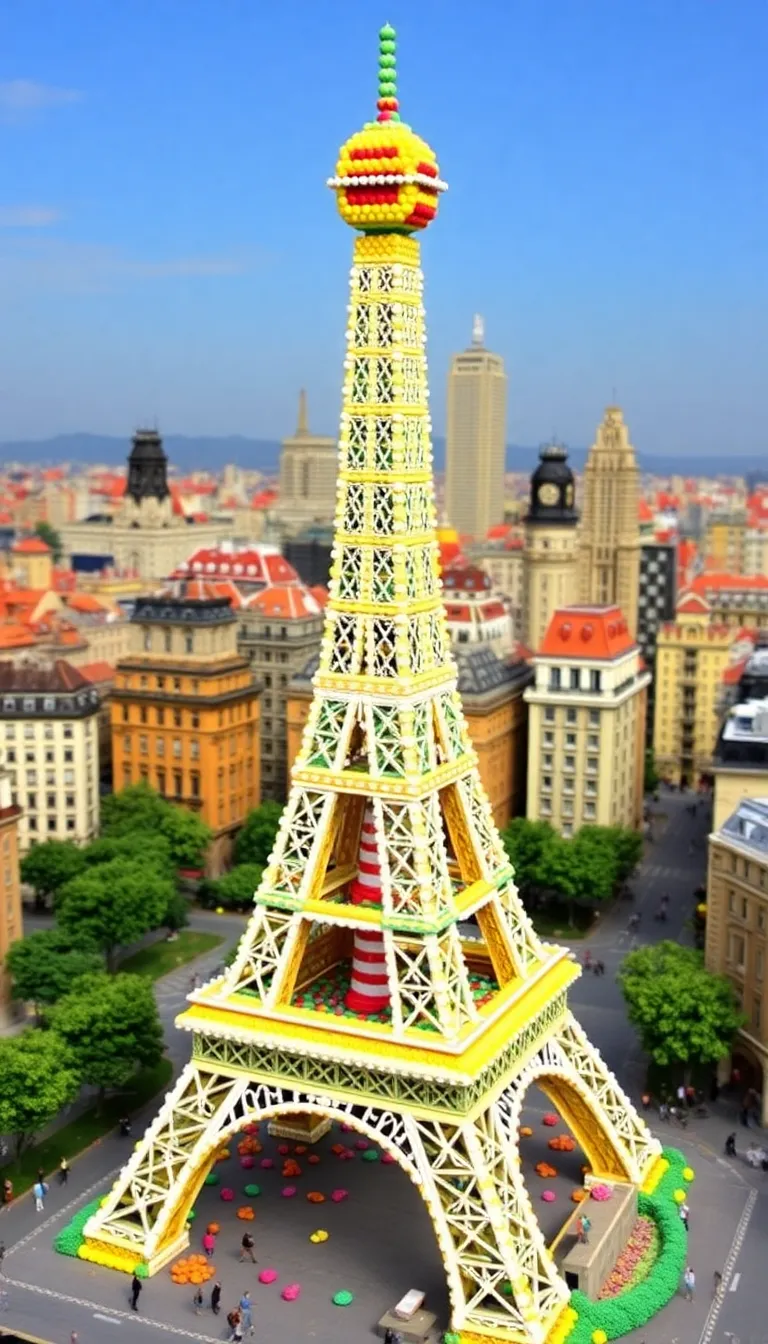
left=1, top=0, right=766, bottom=455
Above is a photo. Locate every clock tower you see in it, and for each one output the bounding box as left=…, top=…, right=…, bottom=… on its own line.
left=522, top=442, right=579, bottom=650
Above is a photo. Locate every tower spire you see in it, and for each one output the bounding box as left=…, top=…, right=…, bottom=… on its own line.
left=376, top=22, right=399, bottom=122
left=297, top=387, right=308, bottom=434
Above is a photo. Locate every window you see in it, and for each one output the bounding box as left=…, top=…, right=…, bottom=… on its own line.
left=562, top=822, right=573, bottom=837
left=65, top=794, right=74, bottom=808
left=542, top=775, right=552, bottom=791
left=123, top=734, right=131, bottom=752
left=190, top=739, right=199, bottom=760
left=544, top=707, right=555, bottom=722
left=156, top=768, right=166, bottom=794
left=156, top=707, right=165, bottom=726
left=44, top=724, right=54, bottom=740
left=173, top=710, right=182, bottom=728
left=47, top=817, right=56, bottom=832
left=757, top=948, right=764, bottom=982
left=190, top=772, right=200, bottom=798
left=173, top=677, right=181, bottom=691
left=164, top=630, right=172, bottom=653
left=23, top=724, right=33, bottom=739
left=28, top=817, right=37, bottom=832
left=26, top=793, right=36, bottom=810
left=173, top=771, right=182, bottom=797
left=157, top=676, right=165, bottom=691
left=191, top=712, right=199, bottom=729
left=173, top=739, right=182, bottom=758
left=566, top=708, right=577, bottom=724
left=759, top=907, right=766, bottom=932
left=729, top=933, right=746, bottom=972
left=139, top=736, right=148, bottom=755
left=543, top=754, right=553, bottom=768
left=586, top=756, right=598, bottom=774
left=184, top=633, right=194, bottom=654
left=753, top=997, right=762, bottom=1031
left=140, top=706, right=148, bottom=725
left=590, top=669, right=601, bottom=692
left=4, top=725, right=14, bottom=738
left=564, top=755, right=575, bottom=770
left=143, top=628, right=151, bottom=652
left=191, top=679, right=199, bottom=693
left=569, top=668, right=580, bottom=690
left=565, top=733, right=576, bottom=747
left=549, top=667, right=561, bottom=690
left=588, top=710, right=599, bottom=726
left=140, top=676, right=148, bottom=690
left=584, top=802, right=596, bottom=819
left=64, top=749, right=73, bottom=764
left=122, top=705, right=129, bottom=723
left=728, top=888, right=735, bottom=913
left=156, top=737, right=165, bottom=756
left=27, top=770, right=37, bottom=785
left=66, top=818, right=75, bottom=832
left=742, top=897, right=749, bottom=921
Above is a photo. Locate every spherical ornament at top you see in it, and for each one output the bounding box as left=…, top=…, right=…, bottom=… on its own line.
left=328, top=24, right=447, bottom=234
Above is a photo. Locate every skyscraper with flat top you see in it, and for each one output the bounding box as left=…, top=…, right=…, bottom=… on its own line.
left=579, top=405, right=641, bottom=635
left=445, top=316, right=507, bottom=540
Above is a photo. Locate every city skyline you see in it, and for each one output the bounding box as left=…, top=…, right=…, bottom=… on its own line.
left=1, top=0, right=766, bottom=454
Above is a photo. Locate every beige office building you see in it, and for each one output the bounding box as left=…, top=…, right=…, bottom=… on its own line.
left=277, top=391, right=337, bottom=536
left=579, top=406, right=641, bottom=635
left=525, top=605, right=648, bottom=837
left=445, top=316, right=507, bottom=540
left=522, top=443, right=579, bottom=651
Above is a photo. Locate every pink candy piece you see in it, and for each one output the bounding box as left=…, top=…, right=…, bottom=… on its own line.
left=343, top=1148, right=355, bottom=1160
left=541, top=1190, right=556, bottom=1202
left=281, top=1283, right=301, bottom=1301
left=331, top=1188, right=349, bottom=1203
left=241, top=1156, right=255, bottom=1169
left=278, top=1144, right=291, bottom=1156
left=259, top=1268, right=278, bottom=1284
left=381, top=1151, right=396, bottom=1164
left=244, top=1122, right=258, bottom=1135
left=220, top=1188, right=234, bottom=1201
left=260, top=1158, right=274, bottom=1169
left=354, top=1139, right=369, bottom=1151
left=340, top=1123, right=353, bottom=1132
left=282, top=1185, right=297, bottom=1198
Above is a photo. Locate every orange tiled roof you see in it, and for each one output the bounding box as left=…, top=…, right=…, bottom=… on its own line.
left=309, top=585, right=329, bottom=608
left=12, top=536, right=50, bottom=554
left=79, top=660, right=116, bottom=684
left=723, top=658, right=748, bottom=685
left=174, top=546, right=300, bottom=587
left=0, top=623, right=37, bottom=650
left=250, top=585, right=322, bottom=619
left=638, top=500, right=654, bottom=523
left=538, top=605, right=636, bottom=660
left=676, top=593, right=711, bottom=615
left=251, top=488, right=278, bottom=510
left=691, top=571, right=768, bottom=594
left=64, top=592, right=110, bottom=614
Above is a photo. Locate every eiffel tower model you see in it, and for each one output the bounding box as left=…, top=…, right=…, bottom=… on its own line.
left=83, top=27, right=662, bottom=1342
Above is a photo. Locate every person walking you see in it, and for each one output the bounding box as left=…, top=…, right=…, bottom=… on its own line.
left=580, top=1213, right=591, bottom=1244
left=192, top=1286, right=204, bottom=1315
left=130, top=1273, right=142, bottom=1311
left=59, top=1157, right=70, bottom=1186
left=679, top=1201, right=689, bottom=1232
left=239, top=1291, right=254, bottom=1335
left=226, top=1308, right=242, bottom=1342
left=202, top=1228, right=216, bottom=1257
left=712, top=1270, right=722, bottom=1298
left=0, top=1284, right=8, bottom=1313
left=0, top=1241, right=5, bottom=1276
left=211, top=1280, right=222, bottom=1315
left=725, top=1132, right=737, bottom=1157
left=683, top=1265, right=695, bottom=1301
left=33, top=1179, right=47, bottom=1212
left=239, top=1230, right=256, bottom=1263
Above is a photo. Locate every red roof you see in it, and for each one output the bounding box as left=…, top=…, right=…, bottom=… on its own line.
left=538, top=605, right=636, bottom=660
left=79, top=660, right=116, bottom=685
left=723, top=658, right=748, bottom=685
left=638, top=500, right=654, bottom=523
left=12, top=537, right=50, bottom=555
left=174, top=546, right=300, bottom=587
left=486, top=522, right=511, bottom=541
left=676, top=592, right=710, bottom=616
left=250, top=585, right=323, bottom=619
left=64, top=592, right=110, bottom=615
left=691, top=571, right=768, bottom=594
left=443, top=564, right=492, bottom=594
left=251, top=488, right=278, bottom=510
left=309, top=585, right=329, bottom=608
left=182, top=578, right=241, bottom=607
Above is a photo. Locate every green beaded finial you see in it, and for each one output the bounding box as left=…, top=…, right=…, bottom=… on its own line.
left=377, top=23, right=400, bottom=123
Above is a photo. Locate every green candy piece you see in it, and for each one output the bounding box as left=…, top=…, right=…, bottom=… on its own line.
left=379, top=23, right=396, bottom=39
left=134, top=1263, right=149, bottom=1279
left=186, top=1209, right=196, bottom=1221
left=379, top=53, right=396, bottom=68
left=244, top=1183, right=261, bottom=1197
left=204, top=1172, right=219, bottom=1186
left=362, top=1148, right=379, bottom=1162
left=380, top=39, right=396, bottom=54
left=333, top=1289, right=354, bottom=1306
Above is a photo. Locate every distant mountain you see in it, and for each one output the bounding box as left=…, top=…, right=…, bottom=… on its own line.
left=0, top=432, right=765, bottom=481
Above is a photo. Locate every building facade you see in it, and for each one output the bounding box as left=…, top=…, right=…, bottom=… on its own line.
left=706, top=798, right=768, bottom=1126
left=111, top=596, right=261, bottom=874
left=0, top=660, right=100, bottom=851
left=638, top=541, right=677, bottom=744
left=685, top=573, right=768, bottom=630
left=522, top=443, right=579, bottom=652
left=712, top=695, right=768, bottom=830
left=277, top=391, right=337, bottom=535
left=525, top=605, right=649, bottom=836
left=0, top=767, right=22, bottom=1024
left=578, top=406, right=641, bottom=635
left=445, top=316, right=507, bottom=540
left=61, top=430, right=225, bottom=581
left=467, top=532, right=525, bottom=636
left=653, top=595, right=740, bottom=787
left=442, top=563, right=514, bottom=656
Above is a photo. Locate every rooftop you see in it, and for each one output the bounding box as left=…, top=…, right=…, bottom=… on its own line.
left=719, top=797, right=768, bottom=857
left=537, top=605, right=636, bottom=661
left=0, top=658, right=93, bottom=694
left=714, top=695, right=768, bottom=771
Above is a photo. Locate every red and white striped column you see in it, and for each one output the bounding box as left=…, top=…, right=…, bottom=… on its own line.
left=345, top=804, right=391, bottom=1014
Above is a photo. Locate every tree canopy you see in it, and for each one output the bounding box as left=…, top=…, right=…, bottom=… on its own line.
left=33, top=520, right=63, bottom=563
left=0, top=1029, right=79, bottom=1155
left=502, top=817, right=643, bottom=922
left=5, top=930, right=103, bottom=1010
left=82, top=831, right=174, bottom=877
left=618, top=941, right=746, bottom=1075
left=20, top=839, right=86, bottom=904
left=100, top=783, right=211, bottom=869
left=55, top=856, right=175, bottom=970
left=201, top=862, right=264, bottom=912
left=51, top=972, right=164, bottom=1097
left=233, top=801, right=282, bottom=867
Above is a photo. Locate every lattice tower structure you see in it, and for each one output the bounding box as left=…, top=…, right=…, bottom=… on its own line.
left=82, top=26, right=662, bottom=1344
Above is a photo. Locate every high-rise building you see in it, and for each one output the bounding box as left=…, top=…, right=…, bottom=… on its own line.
left=277, top=390, right=337, bottom=535
left=0, top=766, right=22, bottom=1024
left=578, top=406, right=641, bottom=635
left=445, top=316, right=507, bottom=540
left=522, top=443, right=579, bottom=651
left=525, top=605, right=648, bottom=836
left=638, top=541, right=677, bottom=743
left=711, top=692, right=768, bottom=830
left=111, top=595, right=261, bottom=873
left=0, top=660, right=101, bottom=849
left=706, top=797, right=768, bottom=1124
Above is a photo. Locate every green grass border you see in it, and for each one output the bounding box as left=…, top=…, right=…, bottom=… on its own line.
left=565, top=1147, right=690, bottom=1341
left=0, top=1057, right=173, bottom=1196
left=118, top=930, right=223, bottom=980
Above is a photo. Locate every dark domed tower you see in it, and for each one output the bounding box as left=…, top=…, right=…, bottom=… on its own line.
left=121, top=429, right=175, bottom=529
left=522, top=442, right=579, bottom=649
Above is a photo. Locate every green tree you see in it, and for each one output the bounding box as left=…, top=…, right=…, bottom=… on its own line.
left=83, top=832, right=174, bottom=877
left=501, top=818, right=560, bottom=897
left=33, top=520, right=63, bottom=563
left=100, top=782, right=166, bottom=837
left=618, top=941, right=746, bottom=1079
left=20, top=839, right=86, bottom=909
left=163, top=888, right=190, bottom=934
left=644, top=748, right=660, bottom=794
left=603, top=825, right=644, bottom=882
left=201, top=862, right=264, bottom=911
left=160, top=805, right=212, bottom=869
left=233, top=802, right=283, bottom=867
left=5, top=930, right=103, bottom=1012
left=51, top=973, right=164, bottom=1102
left=0, top=1030, right=79, bottom=1155
left=55, top=858, right=175, bottom=971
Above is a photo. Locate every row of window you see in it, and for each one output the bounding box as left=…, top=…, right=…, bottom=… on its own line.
left=727, top=889, right=768, bottom=927
left=142, top=628, right=196, bottom=654
left=24, top=811, right=97, bottom=836
left=548, top=668, right=603, bottom=692
left=540, top=799, right=597, bottom=822
left=543, top=707, right=601, bottom=727
left=121, top=700, right=253, bottom=728
left=541, top=772, right=599, bottom=794
left=8, top=768, right=91, bottom=788
left=713, top=850, right=768, bottom=891
left=541, top=752, right=600, bottom=774
left=5, top=747, right=78, bottom=765
left=4, top=722, right=82, bottom=740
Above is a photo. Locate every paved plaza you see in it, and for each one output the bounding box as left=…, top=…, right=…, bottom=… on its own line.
left=2, top=792, right=768, bottom=1343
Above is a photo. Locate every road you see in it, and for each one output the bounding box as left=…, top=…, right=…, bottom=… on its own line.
left=1, top=792, right=767, bottom=1343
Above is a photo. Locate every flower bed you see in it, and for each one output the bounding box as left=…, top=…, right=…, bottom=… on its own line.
left=562, top=1147, right=690, bottom=1342
left=597, top=1216, right=658, bottom=1299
